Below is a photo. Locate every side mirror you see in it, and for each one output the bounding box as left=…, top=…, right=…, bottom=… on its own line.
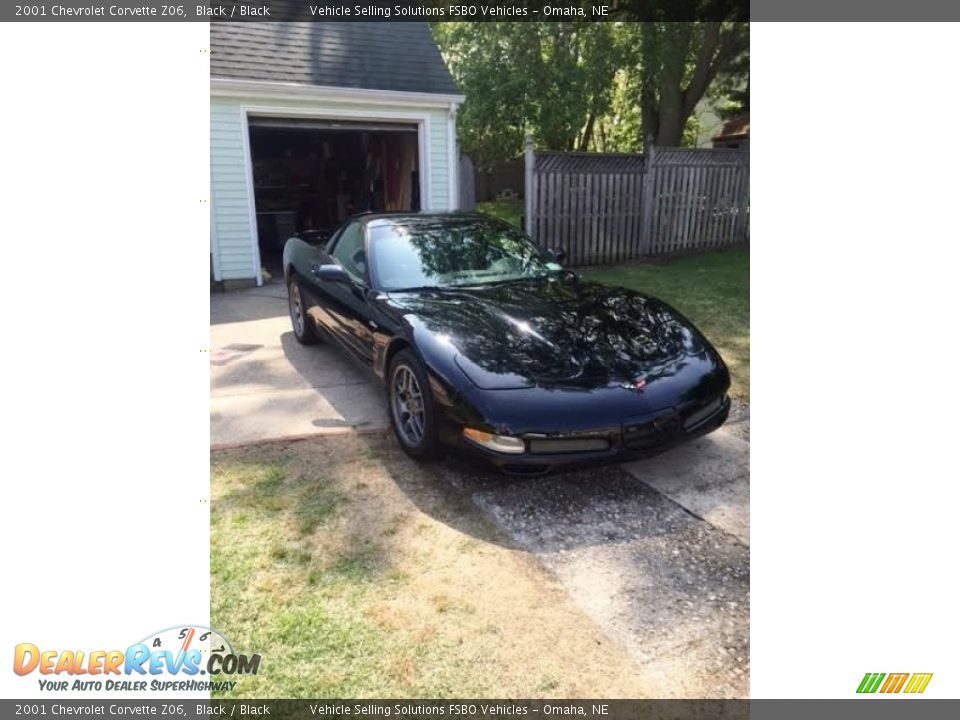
left=314, top=264, right=351, bottom=283
left=549, top=247, right=567, bottom=264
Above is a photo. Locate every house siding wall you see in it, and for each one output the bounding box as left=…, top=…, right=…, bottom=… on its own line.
left=210, top=94, right=454, bottom=281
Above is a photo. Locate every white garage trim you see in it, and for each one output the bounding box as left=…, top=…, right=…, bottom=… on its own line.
left=238, top=111, right=263, bottom=287
left=212, top=77, right=464, bottom=107
left=447, top=102, right=459, bottom=211
left=421, top=114, right=432, bottom=211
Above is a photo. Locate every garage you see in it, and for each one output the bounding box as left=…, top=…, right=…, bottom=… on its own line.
left=249, top=117, right=421, bottom=274
left=210, top=21, right=463, bottom=288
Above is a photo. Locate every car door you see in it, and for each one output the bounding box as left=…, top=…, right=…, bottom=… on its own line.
left=296, top=224, right=342, bottom=335
left=313, top=221, right=376, bottom=365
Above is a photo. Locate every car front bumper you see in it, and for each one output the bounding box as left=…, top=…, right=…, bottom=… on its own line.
left=449, top=395, right=731, bottom=476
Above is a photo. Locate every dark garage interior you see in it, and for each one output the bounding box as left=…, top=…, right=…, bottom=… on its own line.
left=248, top=117, right=420, bottom=275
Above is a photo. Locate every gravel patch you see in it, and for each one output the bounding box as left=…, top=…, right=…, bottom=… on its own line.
left=442, top=455, right=750, bottom=698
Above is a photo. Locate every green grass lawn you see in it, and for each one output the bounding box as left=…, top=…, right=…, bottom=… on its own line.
left=582, top=247, right=750, bottom=401
left=211, top=434, right=654, bottom=698
left=477, top=198, right=523, bottom=228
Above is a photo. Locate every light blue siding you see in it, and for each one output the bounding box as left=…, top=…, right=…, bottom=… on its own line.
left=429, top=115, right=451, bottom=210
left=210, top=100, right=255, bottom=281
left=210, top=94, right=454, bottom=282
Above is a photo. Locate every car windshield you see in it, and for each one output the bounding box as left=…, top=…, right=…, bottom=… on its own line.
left=368, top=217, right=560, bottom=291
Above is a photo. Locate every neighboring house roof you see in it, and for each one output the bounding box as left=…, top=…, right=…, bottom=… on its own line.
left=712, top=113, right=750, bottom=141
left=210, top=22, right=459, bottom=96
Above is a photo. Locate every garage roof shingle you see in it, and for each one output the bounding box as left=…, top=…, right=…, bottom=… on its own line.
left=210, top=22, right=459, bottom=96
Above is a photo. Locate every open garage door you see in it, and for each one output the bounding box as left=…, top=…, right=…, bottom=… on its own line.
left=247, top=116, right=420, bottom=275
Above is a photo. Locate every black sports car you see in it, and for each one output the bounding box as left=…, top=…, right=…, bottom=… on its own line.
left=283, top=213, right=730, bottom=474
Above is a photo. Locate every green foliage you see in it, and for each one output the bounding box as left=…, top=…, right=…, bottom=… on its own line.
left=713, top=78, right=749, bottom=120
left=432, top=22, right=626, bottom=170
left=432, top=21, right=748, bottom=163
left=595, top=68, right=644, bottom=153
left=476, top=199, right=523, bottom=228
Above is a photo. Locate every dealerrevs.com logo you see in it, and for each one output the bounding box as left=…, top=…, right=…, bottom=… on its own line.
left=13, top=625, right=261, bottom=693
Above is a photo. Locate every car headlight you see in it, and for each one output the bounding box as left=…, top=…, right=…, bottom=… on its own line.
left=462, top=428, right=525, bottom=454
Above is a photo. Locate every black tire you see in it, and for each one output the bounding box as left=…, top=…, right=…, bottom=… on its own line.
left=388, top=349, right=442, bottom=460
left=288, top=274, right=319, bottom=345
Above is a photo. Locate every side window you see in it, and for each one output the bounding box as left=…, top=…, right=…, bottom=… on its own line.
left=324, top=226, right=343, bottom=253
left=330, top=223, right=366, bottom=280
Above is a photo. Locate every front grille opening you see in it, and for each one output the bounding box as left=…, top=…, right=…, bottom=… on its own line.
left=623, top=427, right=676, bottom=450
left=528, top=438, right=611, bottom=455
left=623, top=411, right=679, bottom=451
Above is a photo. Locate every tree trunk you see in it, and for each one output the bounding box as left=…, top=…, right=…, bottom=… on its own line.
left=655, top=24, right=691, bottom=147
left=579, top=111, right=596, bottom=151
left=639, top=22, right=659, bottom=145
left=639, top=22, right=744, bottom=148
left=655, top=95, right=685, bottom=146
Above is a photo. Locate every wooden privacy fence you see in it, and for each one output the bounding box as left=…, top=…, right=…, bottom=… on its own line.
left=458, top=154, right=476, bottom=211
left=645, top=147, right=750, bottom=256
left=524, top=141, right=749, bottom=265
left=525, top=150, right=646, bottom=266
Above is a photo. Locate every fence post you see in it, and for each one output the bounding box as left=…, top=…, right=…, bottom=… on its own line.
left=524, top=135, right=535, bottom=239
left=639, top=138, right=656, bottom=255
left=734, top=155, right=749, bottom=242
left=459, top=154, right=476, bottom=211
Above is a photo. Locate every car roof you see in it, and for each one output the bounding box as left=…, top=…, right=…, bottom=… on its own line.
left=359, top=212, right=510, bottom=229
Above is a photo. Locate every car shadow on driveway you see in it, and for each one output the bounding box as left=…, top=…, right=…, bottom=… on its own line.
left=278, top=331, right=389, bottom=427
left=358, top=434, right=750, bottom=698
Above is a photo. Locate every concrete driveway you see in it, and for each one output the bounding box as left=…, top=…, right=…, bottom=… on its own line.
left=211, top=282, right=388, bottom=446
left=210, top=284, right=750, bottom=696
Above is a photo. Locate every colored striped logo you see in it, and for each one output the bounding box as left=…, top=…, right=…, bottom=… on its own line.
left=857, top=672, right=933, bottom=694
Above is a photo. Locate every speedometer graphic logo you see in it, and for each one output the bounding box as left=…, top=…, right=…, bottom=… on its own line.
left=137, top=625, right=239, bottom=675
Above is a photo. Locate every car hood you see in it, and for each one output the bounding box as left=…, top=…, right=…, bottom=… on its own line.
left=386, top=275, right=716, bottom=390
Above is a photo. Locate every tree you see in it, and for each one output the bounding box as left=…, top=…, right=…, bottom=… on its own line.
left=432, top=20, right=749, bottom=163
left=713, top=72, right=750, bottom=120
left=432, top=22, right=625, bottom=170
left=631, top=21, right=749, bottom=146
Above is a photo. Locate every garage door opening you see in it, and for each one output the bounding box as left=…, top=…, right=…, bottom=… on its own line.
left=247, top=117, right=420, bottom=276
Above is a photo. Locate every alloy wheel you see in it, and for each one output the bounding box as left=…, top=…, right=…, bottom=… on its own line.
left=289, top=283, right=304, bottom=335
left=392, top=365, right=425, bottom=446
